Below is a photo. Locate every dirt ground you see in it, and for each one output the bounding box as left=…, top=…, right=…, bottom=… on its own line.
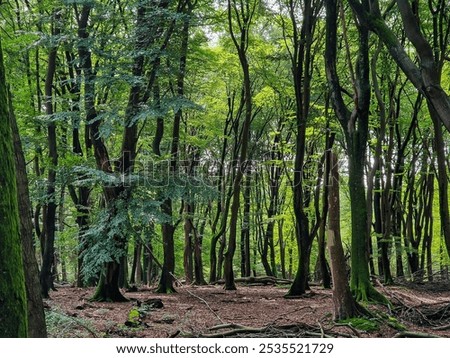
left=44, top=282, right=450, bottom=338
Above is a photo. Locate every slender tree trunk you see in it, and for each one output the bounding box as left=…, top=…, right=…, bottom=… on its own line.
left=223, top=0, right=255, bottom=290
left=240, top=170, right=252, bottom=277
left=40, top=10, right=60, bottom=297
left=285, top=0, right=321, bottom=297
left=328, top=153, right=359, bottom=320
left=193, top=213, right=207, bottom=285
left=183, top=203, right=194, bottom=284
left=278, top=219, right=287, bottom=279
left=316, top=129, right=333, bottom=288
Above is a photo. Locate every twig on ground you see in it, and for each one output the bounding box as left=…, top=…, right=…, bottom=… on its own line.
left=432, top=323, right=450, bottom=331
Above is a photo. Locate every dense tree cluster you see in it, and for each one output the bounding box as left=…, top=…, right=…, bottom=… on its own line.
left=0, top=0, right=449, bottom=336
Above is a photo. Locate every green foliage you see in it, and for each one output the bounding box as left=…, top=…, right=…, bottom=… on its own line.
left=2, top=0, right=449, bottom=296
left=46, top=309, right=99, bottom=338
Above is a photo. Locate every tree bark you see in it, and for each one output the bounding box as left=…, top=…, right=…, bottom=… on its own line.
left=328, top=153, right=359, bottom=320
left=10, top=89, right=47, bottom=337
left=0, top=39, right=28, bottom=337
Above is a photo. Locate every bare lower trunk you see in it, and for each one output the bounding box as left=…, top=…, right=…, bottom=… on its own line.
left=328, top=153, right=359, bottom=320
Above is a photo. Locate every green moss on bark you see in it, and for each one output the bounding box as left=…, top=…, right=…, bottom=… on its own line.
left=348, top=154, right=389, bottom=306
left=0, top=39, right=28, bottom=337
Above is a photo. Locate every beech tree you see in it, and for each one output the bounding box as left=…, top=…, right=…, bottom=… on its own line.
left=324, top=0, right=387, bottom=302
left=0, top=37, right=28, bottom=337
left=223, top=0, right=258, bottom=290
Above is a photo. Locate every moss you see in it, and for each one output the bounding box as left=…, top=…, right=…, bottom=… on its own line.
left=0, top=39, right=28, bottom=337
left=367, top=15, right=399, bottom=48
left=350, top=278, right=390, bottom=305
left=387, top=316, right=406, bottom=331
left=339, top=317, right=379, bottom=332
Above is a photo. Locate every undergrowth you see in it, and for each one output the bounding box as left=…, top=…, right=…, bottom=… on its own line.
left=46, top=309, right=99, bottom=338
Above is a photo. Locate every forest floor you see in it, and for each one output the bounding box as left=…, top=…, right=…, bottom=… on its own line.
left=44, top=281, right=450, bottom=338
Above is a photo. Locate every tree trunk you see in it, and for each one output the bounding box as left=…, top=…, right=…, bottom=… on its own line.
left=10, top=92, right=47, bottom=337
left=348, top=0, right=450, bottom=134
left=278, top=220, right=287, bottom=279
left=223, top=0, right=255, bottom=291
left=316, top=129, right=333, bottom=288
left=0, top=40, right=28, bottom=337
left=240, top=170, right=252, bottom=277
left=193, top=215, right=207, bottom=285
left=91, top=261, right=127, bottom=302
left=40, top=11, right=60, bottom=297
left=284, top=0, right=320, bottom=297
left=328, top=153, right=359, bottom=320
left=157, top=200, right=176, bottom=293
left=183, top=204, right=194, bottom=284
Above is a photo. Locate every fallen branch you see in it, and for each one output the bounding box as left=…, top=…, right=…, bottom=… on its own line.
left=202, top=323, right=342, bottom=338
left=211, top=276, right=293, bottom=286
left=394, top=331, right=442, bottom=338
left=185, top=289, right=224, bottom=325
left=431, top=323, right=450, bottom=331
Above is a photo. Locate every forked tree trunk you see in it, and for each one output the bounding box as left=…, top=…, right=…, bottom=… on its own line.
left=223, top=0, right=255, bottom=291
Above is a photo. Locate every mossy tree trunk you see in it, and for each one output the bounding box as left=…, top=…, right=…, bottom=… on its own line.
left=0, top=38, right=28, bottom=337
left=91, top=261, right=128, bottom=302
left=10, top=89, right=47, bottom=337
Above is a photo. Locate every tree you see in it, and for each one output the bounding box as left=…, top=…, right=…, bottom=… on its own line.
left=324, top=0, right=386, bottom=302
left=223, top=0, right=259, bottom=290
left=280, top=0, right=324, bottom=297
left=40, top=8, right=61, bottom=298
left=0, top=36, right=28, bottom=338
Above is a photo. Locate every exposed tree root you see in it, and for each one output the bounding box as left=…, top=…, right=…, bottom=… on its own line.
left=351, top=283, right=391, bottom=306
left=181, top=322, right=357, bottom=338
